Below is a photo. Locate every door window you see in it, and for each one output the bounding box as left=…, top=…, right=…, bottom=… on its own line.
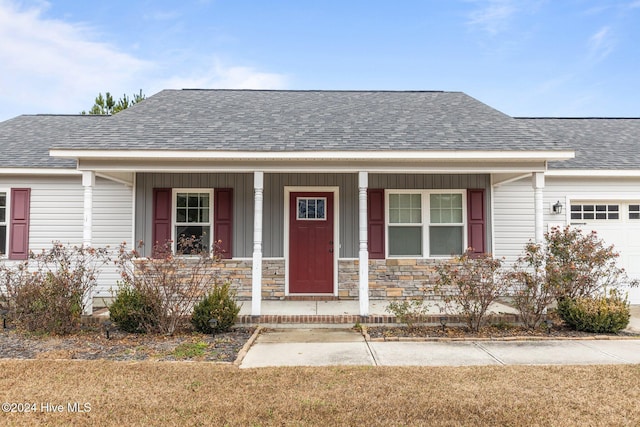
left=297, top=197, right=327, bottom=220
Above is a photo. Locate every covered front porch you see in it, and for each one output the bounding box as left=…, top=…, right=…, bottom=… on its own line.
left=53, top=151, right=572, bottom=317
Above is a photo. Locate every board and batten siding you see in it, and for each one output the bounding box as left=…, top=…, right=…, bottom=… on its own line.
left=0, top=175, right=133, bottom=298
left=136, top=172, right=491, bottom=259
left=493, top=175, right=640, bottom=263
left=370, top=173, right=493, bottom=254
left=135, top=173, right=254, bottom=257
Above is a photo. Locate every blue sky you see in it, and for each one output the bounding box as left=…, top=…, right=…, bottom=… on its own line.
left=1, top=0, right=639, bottom=121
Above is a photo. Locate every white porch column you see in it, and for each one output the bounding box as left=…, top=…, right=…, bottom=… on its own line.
left=358, top=171, right=369, bottom=317
left=81, top=170, right=95, bottom=315
left=532, top=172, right=545, bottom=244
left=251, top=171, right=264, bottom=317
left=82, top=171, right=95, bottom=247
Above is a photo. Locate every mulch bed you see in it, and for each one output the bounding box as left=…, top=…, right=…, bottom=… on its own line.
left=0, top=327, right=255, bottom=362
left=365, top=324, right=640, bottom=340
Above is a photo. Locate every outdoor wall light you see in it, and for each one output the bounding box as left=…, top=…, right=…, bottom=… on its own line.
left=439, top=316, right=447, bottom=333
left=552, top=201, right=563, bottom=214
left=103, top=320, right=112, bottom=339
left=208, top=318, right=218, bottom=339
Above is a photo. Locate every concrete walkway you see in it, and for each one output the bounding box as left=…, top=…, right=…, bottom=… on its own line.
left=238, top=304, right=640, bottom=368
left=240, top=328, right=640, bottom=368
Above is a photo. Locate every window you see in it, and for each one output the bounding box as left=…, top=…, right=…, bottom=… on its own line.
left=630, top=205, right=640, bottom=220
left=571, top=204, right=619, bottom=221
left=174, top=190, right=212, bottom=254
left=0, top=192, right=6, bottom=255
left=429, top=193, right=464, bottom=256
left=387, top=191, right=465, bottom=257
left=388, top=193, right=422, bottom=256
left=297, top=197, right=326, bottom=220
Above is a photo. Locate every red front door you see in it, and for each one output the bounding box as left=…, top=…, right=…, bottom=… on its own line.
left=289, top=192, right=334, bottom=294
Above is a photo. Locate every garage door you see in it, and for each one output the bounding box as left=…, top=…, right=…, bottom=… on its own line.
left=570, top=202, right=640, bottom=304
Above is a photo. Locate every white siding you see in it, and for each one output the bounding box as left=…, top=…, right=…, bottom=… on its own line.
left=494, top=175, right=640, bottom=303
left=0, top=175, right=132, bottom=300
left=92, top=178, right=133, bottom=299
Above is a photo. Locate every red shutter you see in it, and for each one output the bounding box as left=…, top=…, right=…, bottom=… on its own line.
left=214, top=188, right=233, bottom=259
left=467, top=189, right=486, bottom=255
left=152, top=188, right=172, bottom=256
left=9, top=188, right=31, bottom=260
left=367, top=189, right=385, bottom=259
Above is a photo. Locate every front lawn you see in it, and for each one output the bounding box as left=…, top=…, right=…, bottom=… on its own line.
left=1, top=361, right=639, bottom=426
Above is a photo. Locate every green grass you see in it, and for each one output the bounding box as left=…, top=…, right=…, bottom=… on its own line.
left=171, top=341, right=209, bottom=359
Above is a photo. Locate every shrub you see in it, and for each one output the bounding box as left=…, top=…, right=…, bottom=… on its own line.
left=0, top=242, right=110, bottom=335
left=385, top=299, right=430, bottom=329
left=108, top=283, right=161, bottom=333
left=545, top=226, right=628, bottom=300
left=557, top=289, right=630, bottom=333
left=508, top=243, right=555, bottom=329
left=114, top=238, right=228, bottom=335
left=507, top=226, right=636, bottom=331
left=191, top=281, right=240, bottom=334
left=435, top=251, right=507, bottom=332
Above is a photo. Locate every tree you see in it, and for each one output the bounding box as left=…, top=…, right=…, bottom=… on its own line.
left=81, top=89, right=146, bottom=115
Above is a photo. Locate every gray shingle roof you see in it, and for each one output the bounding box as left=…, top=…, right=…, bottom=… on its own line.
left=520, top=118, right=640, bottom=169
left=53, top=90, right=565, bottom=152
left=0, top=115, right=109, bottom=168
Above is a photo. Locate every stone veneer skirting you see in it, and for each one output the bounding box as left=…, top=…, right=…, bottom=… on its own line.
left=216, top=258, right=441, bottom=300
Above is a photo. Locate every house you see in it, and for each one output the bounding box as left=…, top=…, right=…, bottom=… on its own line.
left=495, top=118, right=640, bottom=304
left=0, top=114, right=133, bottom=303
left=1, top=90, right=638, bottom=315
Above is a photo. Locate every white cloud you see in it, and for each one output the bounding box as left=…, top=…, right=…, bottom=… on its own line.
left=628, top=1, right=640, bottom=9
left=588, top=26, right=615, bottom=62
left=157, top=59, right=289, bottom=91
left=0, top=0, right=151, bottom=119
left=467, top=0, right=517, bottom=35
left=0, top=0, right=290, bottom=121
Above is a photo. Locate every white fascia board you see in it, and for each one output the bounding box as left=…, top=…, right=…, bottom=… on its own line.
left=0, top=168, right=80, bottom=175
left=50, top=149, right=575, bottom=162
left=77, top=161, right=549, bottom=174
left=546, top=169, right=640, bottom=177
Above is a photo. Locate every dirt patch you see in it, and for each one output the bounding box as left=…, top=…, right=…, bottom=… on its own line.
left=0, top=327, right=255, bottom=362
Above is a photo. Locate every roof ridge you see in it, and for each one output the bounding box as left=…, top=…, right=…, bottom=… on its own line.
left=177, top=88, right=454, bottom=94
left=516, top=117, right=640, bottom=120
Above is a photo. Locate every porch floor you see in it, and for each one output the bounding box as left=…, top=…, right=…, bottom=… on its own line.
left=236, top=300, right=519, bottom=326
left=90, top=300, right=520, bottom=326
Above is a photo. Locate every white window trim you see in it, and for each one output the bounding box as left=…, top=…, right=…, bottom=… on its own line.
left=0, top=189, right=8, bottom=258
left=296, top=196, right=328, bottom=221
left=171, top=188, right=214, bottom=253
left=567, top=198, right=640, bottom=225
left=569, top=202, right=621, bottom=222
left=385, top=189, right=467, bottom=258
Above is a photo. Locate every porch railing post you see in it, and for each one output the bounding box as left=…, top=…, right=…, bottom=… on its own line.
left=251, top=171, right=264, bottom=317
left=358, top=171, right=369, bottom=316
